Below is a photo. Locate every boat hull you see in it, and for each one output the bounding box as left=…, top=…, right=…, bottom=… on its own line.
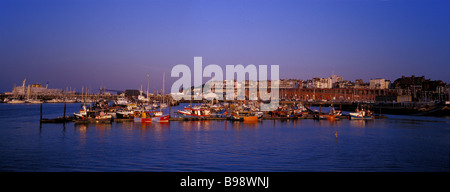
left=8, top=100, right=25, bottom=104
left=243, top=116, right=258, bottom=121
left=134, top=117, right=152, bottom=123
left=152, top=115, right=170, bottom=122
left=177, top=110, right=210, bottom=118
left=73, top=118, right=112, bottom=124
left=350, top=115, right=374, bottom=120
left=318, top=114, right=339, bottom=120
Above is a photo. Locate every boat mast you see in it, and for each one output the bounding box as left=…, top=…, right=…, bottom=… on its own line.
left=161, top=72, right=165, bottom=112
left=162, top=72, right=165, bottom=104
left=146, top=74, right=149, bottom=101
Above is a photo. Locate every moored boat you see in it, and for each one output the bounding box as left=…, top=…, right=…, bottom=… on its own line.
left=134, top=111, right=163, bottom=123
left=116, top=110, right=134, bottom=119
left=7, top=99, right=25, bottom=104
left=73, top=111, right=112, bottom=124
left=243, top=115, right=258, bottom=121
left=152, top=115, right=170, bottom=123
left=349, top=107, right=374, bottom=120
left=177, top=106, right=211, bottom=118
left=26, top=99, right=43, bottom=104
left=317, top=107, right=342, bottom=120
left=46, top=98, right=63, bottom=103
left=73, top=105, right=88, bottom=119
left=230, top=111, right=261, bottom=121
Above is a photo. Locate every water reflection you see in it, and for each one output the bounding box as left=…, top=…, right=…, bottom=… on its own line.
left=349, top=120, right=369, bottom=128
left=230, top=121, right=259, bottom=129
left=315, top=119, right=342, bottom=127
left=179, top=120, right=212, bottom=131
left=73, top=122, right=112, bottom=131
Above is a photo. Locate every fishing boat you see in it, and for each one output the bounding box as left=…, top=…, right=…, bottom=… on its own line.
left=293, top=103, right=310, bottom=117
left=349, top=107, right=374, bottom=120
left=73, top=105, right=88, bottom=119
left=317, top=107, right=342, bottom=120
left=134, top=111, right=163, bottom=123
left=243, top=116, right=258, bottom=121
left=73, top=111, right=112, bottom=124
left=230, top=111, right=261, bottom=121
left=116, top=110, right=134, bottom=119
left=116, top=104, right=137, bottom=119
left=177, top=106, right=211, bottom=118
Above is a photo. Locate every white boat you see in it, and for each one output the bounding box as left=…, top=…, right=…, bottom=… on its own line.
left=73, top=111, right=112, bottom=124
left=8, top=99, right=25, bottom=104
left=26, top=99, right=43, bottom=104
left=349, top=109, right=374, bottom=120
left=64, top=98, right=76, bottom=103
left=138, top=95, right=149, bottom=102
left=46, top=98, right=63, bottom=103
left=177, top=106, right=211, bottom=118
left=116, top=110, right=134, bottom=119
left=116, top=97, right=129, bottom=105
left=73, top=105, right=88, bottom=119
left=160, top=103, right=168, bottom=109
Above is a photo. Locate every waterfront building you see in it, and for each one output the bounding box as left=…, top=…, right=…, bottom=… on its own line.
left=280, top=79, right=299, bottom=89
left=355, top=79, right=370, bottom=89
left=312, top=77, right=332, bottom=89
left=5, top=79, right=63, bottom=97
left=336, top=80, right=355, bottom=89
left=370, top=78, right=390, bottom=89
left=392, top=75, right=448, bottom=102
left=331, top=74, right=343, bottom=87
left=280, top=87, right=396, bottom=102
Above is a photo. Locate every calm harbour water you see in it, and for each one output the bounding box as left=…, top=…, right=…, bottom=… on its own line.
left=0, top=103, right=448, bottom=172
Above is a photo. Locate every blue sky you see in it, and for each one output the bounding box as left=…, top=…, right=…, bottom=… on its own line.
left=1, top=0, right=449, bottom=93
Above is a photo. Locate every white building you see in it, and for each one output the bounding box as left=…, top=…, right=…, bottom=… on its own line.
left=313, top=77, right=332, bottom=89
left=6, top=79, right=63, bottom=96
left=331, top=74, right=343, bottom=84
left=370, top=78, right=390, bottom=89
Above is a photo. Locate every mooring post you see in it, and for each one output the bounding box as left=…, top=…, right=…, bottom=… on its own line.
left=63, top=103, right=66, bottom=120
left=40, top=103, right=43, bottom=121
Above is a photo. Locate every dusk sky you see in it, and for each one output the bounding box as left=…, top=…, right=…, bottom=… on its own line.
left=1, top=0, right=449, bottom=93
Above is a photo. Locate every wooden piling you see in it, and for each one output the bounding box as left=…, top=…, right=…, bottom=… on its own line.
left=40, top=103, right=43, bottom=121
left=63, top=103, right=66, bottom=120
